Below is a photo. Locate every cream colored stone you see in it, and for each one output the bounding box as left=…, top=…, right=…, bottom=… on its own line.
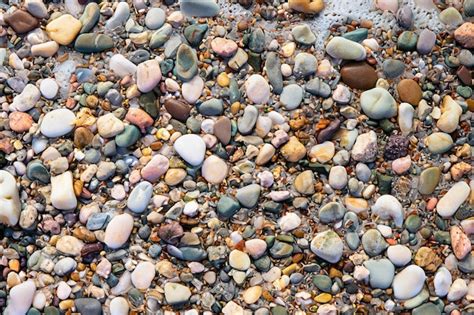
left=46, top=14, right=82, bottom=45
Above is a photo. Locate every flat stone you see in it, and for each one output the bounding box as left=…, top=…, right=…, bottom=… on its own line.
left=4, top=10, right=39, bottom=34
left=245, top=75, right=270, bottom=104
left=364, top=259, right=395, bottom=289
left=424, top=132, right=453, bottom=154
left=180, top=0, right=220, bottom=17
left=174, top=134, right=206, bottom=166
left=214, top=116, right=232, bottom=145
left=145, top=8, right=166, bottom=30
left=319, top=202, right=346, bottom=223
left=265, top=52, right=283, bottom=94
left=56, top=235, right=84, bottom=256
left=229, top=250, right=251, bottom=270
left=40, top=109, right=76, bottom=138
left=417, top=29, right=436, bottom=54
left=127, top=181, right=153, bottom=213
left=0, top=171, right=21, bottom=227
left=51, top=172, right=77, bottom=210
left=360, top=88, right=397, bottom=119
left=238, top=105, right=259, bottom=135
left=397, top=79, right=422, bottom=105
left=383, top=59, right=405, bottom=79
left=280, top=84, right=303, bottom=110
left=236, top=184, right=261, bottom=208
left=418, top=167, right=441, bottom=195
left=74, top=298, right=102, bottom=315
left=75, top=34, right=114, bottom=53
left=201, top=155, right=228, bottom=184
left=326, top=36, right=366, bottom=60
left=141, top=154, right=169, bottom=182
left=292, top=24, right=316, bottom=45
left=310, top=230, right=343, bottom=263
left=361, top=229, right=388, bottom=256
left=175, top=44, right=198, bottom=82
left=80, top=3, right=100, bottom=33
left=164, top=99, right=191, bottom=122
left=392, top=265, right=426, bottom=300
left=46, top=14, right=82, bottom=45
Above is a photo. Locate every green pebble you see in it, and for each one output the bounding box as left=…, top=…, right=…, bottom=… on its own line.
left=216, top=196, right=241, bottom=220
left=115, top=125, right=140, bottom=147
left=26, top=161, right=50, bottom=184
left=457, top=86, right=472, bottom=98
left=418, top=167, right=441, bottom=195
left=405, top=214, right=422, bottom=233
left=254, top=255, right=271, bottom=271
left=184, top=24, right=208, bottom=47
left=434, top=231, right=451, bottom=244
left=312, top=274, right=332, bottom=292
left=376, top=173, right=393, bottom=194
left=74, top=33, right=114, bottom=53
left=248, top=28, right=265, bottom=53
left=271, top=306, right=289, bottom=315
left=43, top=306, right=60, bottom=315
left=342, top=28, right=368, bottom=42
left=397, top=31, right=418, bottom=51
left=269, top=240, right=293, bottom=258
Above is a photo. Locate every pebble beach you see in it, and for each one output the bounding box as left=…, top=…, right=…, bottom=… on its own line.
left=0, top=0, right=473, bottom=314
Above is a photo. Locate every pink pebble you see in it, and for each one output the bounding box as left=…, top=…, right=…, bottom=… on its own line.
left=426, top=197, right=438, bottom=211
left=141, top=154, right=169, bottom=182
left=391, top=155, right=411, bottom=175
left=126, top=108, right=154, bottom=132
left=375, top=0, right=398, bottom=13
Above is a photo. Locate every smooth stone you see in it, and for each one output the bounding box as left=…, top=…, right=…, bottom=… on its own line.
left=340, top=62, right=378, bottom=90
left=454, top=23, right=474, bottom=49
left=150, top=24, right=173, bottom=49
left=105, top=2, right=130, bottom=29
left=238, top=105, right=259, bottom=135
left=313, top=275, right=332, bottom=292
left=180, top=0, right=220, bottom=17
left=437, top=95, right=462, bottom=133
left=265, top=52, right=283, bottom=94
left=325, top=36, right=366, bottom=60
left=184, top=24, right=208, bottom=47
left=54, top=257, right=77, bottom=276
left=174, top=134, right=206, bottom=166
left=383, top=59, right=405, bottom=79
left=398, top=102, right=414, bottom=135
left=46, top=14, right=82, bottom=45
left=10, top=84, right=41, bottom=112
left=417, top=29, right=436, bottom=54
left=319, top=202, right=346, bottom=223
left=288, top=0, right=324, bottom=14
left=387, top=245, right=412, bottom=267
left=294, top=52, right=317, bottom=77
left=412, top=303, right=441, bottom=315
left=201, top=155, right=228, bottom=184
left=175, top=44, right=198, bottom=82
left=424, top=132, right=453, bottom=154
left=115, top=125, right=140, bottom=148
left=5, top=280, right=36, bottom=315
left=229, top=250, right=251, bottom=270
left=164, top=99, right=191, bottom=122
left=397, top=31, right=418, bottom=51
left=24, top=1, right=46, bottom=19
left=74, top=298, right=102, bottom=315
left=280, top=84, right=303, bottom=110
left=361, top=229, right=388, bottom=256
left=4, top=10, right=38, bottom=34
left=80, top=3, right=100, bottom=33
left=245, top=239, right=267, bottom=259
left=56, top=235, right=84, bottom=256
left=104, top=213, right=134, bottom=249
left=26, top=161, right=50, bottom=184
left=164, top=282, right=192, bottom=305
left=109, top=54, right=137, bottom=77
left=281, top=136, right=306, bottom=162
left=211, top=37, right=238, bottom=58
left=439, top=7, right=463, bottom=28
left=182, top=75, right=203, bottom=104
left=292, top=24, right=316, bottom=45
left=343, top=28, right=368, bottom=42
left=131, top=261, right=155, bottom=290
left=351, top=131, right=377, bottom=162
left=0, top=170, right=21, bottom=226
left=434, top=266, right=452, bottom=297
left=145, top=8, right=166, bottom=30
left=74, top=34, right=114, bottom=53
left=217, top=196, right=241, bottom=219
left=397, top=6, right=413, bottom=29
left=40, top=78, right=59, bottom=99
left=392, top=265, right=426, bottom=300
left=278, top=212, right=301, bottom=232
left=256, top=143, right=276, bottom=165
left=450, top=226, right=471, bottom=260
left=136, top=59, right=162, bottom=93
left=397, top=79, right=422, bottom=105
left=31, top=41, right=60, bottom=57
left=360, top=88, right=397, bottom=119
left=51, top=172, right=77, bottom=210
left=236, top=184, right=261, bottom=208
left=127, top=181, right=153, bottom=213
left=243, top=286, right=262, bottom=304
left=364, top=259, right=395, bottom=289
left=305, top=78, right=331, bottom=98
left=40, top=109, right=76, bottom=138
left=372, top=194, right=404, bottom=227
left=96, top=113, right=125, bottom=138
left=328, top=166, right=348, bottom=190
left=465, top=0, right=474, bottom=16
left=418, top=167, right=441, bottom=195
left=214, top=116, right=232, bottom=144
left=228, top=48, right=248, bottom=70
left=141, top=154, right=169, bottom=182
left=294, top=170, right=315, bottom=195
left=310, top=230, right=343, bottom=263
left=199, top=99, right=223, bottom=116
left=110, top=297, right=129, bottom=315
left=248, top=28, right=265, bottom=53
left=245, top=74, right=270, bottom=104
left=447, top=278, right=468, bottom=301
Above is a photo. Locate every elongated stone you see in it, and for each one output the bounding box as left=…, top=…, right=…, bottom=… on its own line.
left=0, top=170, right=21, bottom=226
left=51, top=172, right=77, bottom=210
left=74, top=34, right=114, bottom=53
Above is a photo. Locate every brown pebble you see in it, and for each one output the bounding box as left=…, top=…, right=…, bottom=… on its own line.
left=4, top=10, right=39, bottom=34
left=164, top=99, right=191, bottom=122
left=457, top=66, right=472, bottom=86
left=340, top=62, right=378, bottom=90
left=8, top=112, right=33, bottom=133
left=74, top=127, right=94, bottom=149
left=214, top=116, right=232, bottom=145
left=397, top=79, right=422, bottom=105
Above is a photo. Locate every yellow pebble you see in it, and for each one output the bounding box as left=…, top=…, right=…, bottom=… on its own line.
left=315, top=293, right=332, bottom=303
left=230, top=102, right=241, bottom=115
left=156, top=128, right=170, bottom=141
left=282, top=263, right=298, bottom=275
left=13, top=140, right=23, bottom=150
left=8, top=259, right=20, bottom=272
left=217, top=72, right=230, bottom=87
left=59, top=299, right=74, bottom=310
left=142, top=147, right=152, bottom=156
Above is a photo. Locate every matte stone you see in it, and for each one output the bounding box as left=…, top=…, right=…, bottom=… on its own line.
left=397, top=79, right=422, bottom=105
left=214, top=116, right=232, bottom=145
left=4, top=10, right=39, bottom=34
left=74, top=34, right=114, bottom=53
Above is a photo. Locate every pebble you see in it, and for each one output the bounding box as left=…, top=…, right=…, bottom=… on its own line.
left=424, top=132, right=453, bottom=154
left=110, top=297, right=129, bottom=315
left=387, top=245, right=412, bottom=267
left=360, top=88, right=397, bottom=119
left=56, top=235, right=84, bottom=256
left=10, top=84, right=41, bottom=112
left=46, top=14, right=82, bottom=45
left=436, top=181, right=470, bottom=217
left=288, top=0, right=324, bottom=14
left=106, top=2, right=130, bottom=29
left=174, top=134, right=206, bottom=166
left=40, top=78, right=59, bottom=99
left=278, top=213, right=301, bottom=231
left=176, top=44, right=198, bottom=82
left=104, top=213, right=134, bottom=249
left=392, top=265, right=426, bottom=300
left=417, top=29, right=436, bottom=55
left=211, top=38, right=238, bottom=58
left=109, top=54, right=138, bottom=77
left=325, top=36, right=366, bottom=60
left=294, top=52, right=317, bottom=77
left=328, top=166, right=348, bottom=190
left=229, top=250, right=251, bottom=270
left=4, top=10, right=38, bottom=34
left=280, top=84, right=303, bottom=110
left=434, top=266, right=452, bottom=297
left=310, top=230, right=343, bottom=263
left=9, top=112, right=33, bottom=133
left=201, top=155, right=228, bottom=184
left=132, top=261, right=156, bottom=289
left=439, top=7, right=463, bottom=28
left=127, top=181, right=153, bottom=213
left=145, top=8, right=166, bottom=30
left=51, top=172, right=77, bottom=210
left=238, top=105, right=259, bottom=135
left=351, top=131, right=377, bottom=162
left=292, top=24, right=316, bottom=45
left=180, top=0, right=220, bottom=17
left=364, top=259, right=395, bottom=289
left=245, top=75, right=270, bottom=104
left=341, top=62, right=378, bottom=90
left=182, top=75, right=204, bottom=104
left=447, top=279, right=468, bottom=301
left=40, top=109, right=76, bottom=138
left=137, top=60, right=162, bottom=93
left=5, top=280, right=36, bottom=315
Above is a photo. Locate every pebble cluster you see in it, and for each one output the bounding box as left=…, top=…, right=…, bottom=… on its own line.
left=0, top=0, right=473, bottom=314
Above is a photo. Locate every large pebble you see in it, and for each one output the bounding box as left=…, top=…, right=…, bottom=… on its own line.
left=109, top=54, right=137, bottom=77
left=201, top=155, right=228, bottom=184
left=387, top=245, right=412, bottom=267
left=46, top=14, right=82, bottom=45
left=229, top=250, right=251, bottom=270
left=110, top=297, right=130, bottom=315
left=351, top=131, right=377, bottom=162
left=424, top=132, right=453, bottom=154
left=40, top=109, right=76, bottom=138
left=245, top=75, right=270, bottom=104
left=127, top=181, right=153, bottom=213
left=436, top=181, right=470, bottom=218
left=371, top=195, right=404, bottom=227
left=141, top=154, right=169, bottom=182
left=51, top=172, right=77, bottom=210
left=280, top=84, right=303, bottom=110
left=182, top=75, right=204, bottom=104
left=0, top=170, right=21, bottom=227
left=132, top=261, right=156, bottom=289
left=364, top=259, right=395, bottom=289
left=145, top=8, right=166, bottom=30
left=326, top=36, right=366, bottom=60
left=97, top=113, right=125, bottom=138
left=238, top=105, right=259, bottom=134
left=392, top=265, right=426, bottom=300
left=174, top=134, right=206, bottom=166
left=104, top=213, right=134, bottom=249
left=164, top=283, right=192, bottom=305
left=40, top=78, right=59, bottom=99
left=434, top=266, right=452, bottom=297
left=360, top=88, right=397, bottom=120
left=56, top=235, right=84, bottom=256
left=5, top=280, right=36, bottom=315
left=137, top=59, right=162, bottom=93
left=10, top=84, right=41, bottom=112
left=106, top=2, right=130, bottom=29
left=180, top=0, right=220, bottom=17
left=310, top=230, right=343, bottom=263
